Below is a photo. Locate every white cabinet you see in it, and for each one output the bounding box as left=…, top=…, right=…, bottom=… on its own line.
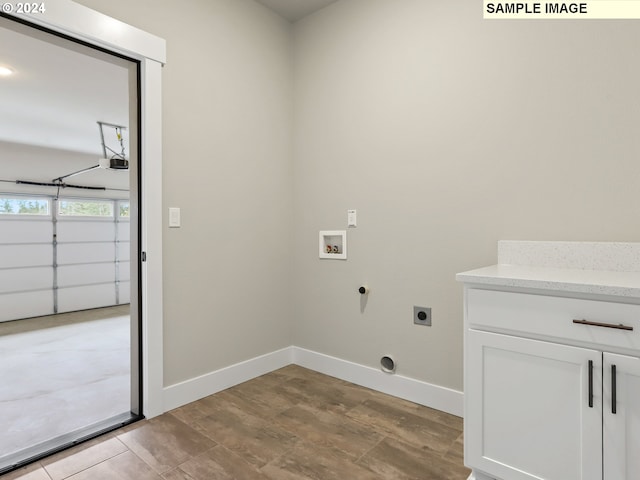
left=467, top=330, right=601, bottom=480
left=463, top=288, right=640, bottom=480
left=603, top=353, right=640, bottom=480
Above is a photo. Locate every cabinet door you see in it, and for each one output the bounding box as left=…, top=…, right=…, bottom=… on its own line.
left=466, top=330, right=602, bottom=480
left=603, top=352, right=640, bottom=480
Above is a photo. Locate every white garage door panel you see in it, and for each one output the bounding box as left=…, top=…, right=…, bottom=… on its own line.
left=57, top=243, right=115, bottom=265
left=118, top=242, right=131, bottom=261
left=0, top=290, right=54, bottom=322
left=0, top=220, right=52, bottom=244
left=117, top=222, right=130, bottom=239
left=0, top=244, right=52, bottom=268
left=119, top=261, right=131, bottom=281
left=57, top=221, right=115, bottom=242
left=0, top=267, right=53, bottom=293
left=118, top=281, right=130, bottom=304
left=58, top=284, right=116, bottom=313
left=57, top=263, right=115, bottom=287
left=0, top=194, right=132, bottom=319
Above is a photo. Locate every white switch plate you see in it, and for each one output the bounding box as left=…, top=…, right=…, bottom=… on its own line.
left=169, top=207, right=181, bottom=228
left=347, top=209, right=357, bottom=227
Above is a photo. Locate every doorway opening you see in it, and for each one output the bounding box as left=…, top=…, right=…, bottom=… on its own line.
left=0, top=14, right=142, bottom=473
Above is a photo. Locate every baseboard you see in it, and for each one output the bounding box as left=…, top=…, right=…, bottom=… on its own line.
left=468, top=471, right=495, bottom=480
left=163, top=346, right=294, bottom=412
left=292, top=346, right=463, bottom=417
left=162, top=345, right=463, bottom=418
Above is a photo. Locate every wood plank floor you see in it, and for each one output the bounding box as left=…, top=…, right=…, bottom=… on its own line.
left=3, top=365, right=470, bottom=480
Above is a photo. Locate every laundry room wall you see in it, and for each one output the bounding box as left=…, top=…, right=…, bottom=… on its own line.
left=74, top=0, right=295, bottom=387
left=74, top=0, right=640, bottom=399
left=292, top=0, right=640, bottom=392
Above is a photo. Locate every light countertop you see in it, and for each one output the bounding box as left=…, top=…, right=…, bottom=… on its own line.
left=456, top=264, right=640, bottom=299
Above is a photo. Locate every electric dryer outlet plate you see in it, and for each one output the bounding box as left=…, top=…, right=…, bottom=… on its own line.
left=414, top=306, right=432, bottom=326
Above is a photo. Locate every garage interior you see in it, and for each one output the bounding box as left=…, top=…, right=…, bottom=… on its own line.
left=0, top=18, right=138, bottom=470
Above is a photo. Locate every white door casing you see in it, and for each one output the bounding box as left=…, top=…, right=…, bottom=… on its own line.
left=6, top=0, right=166, bottom=418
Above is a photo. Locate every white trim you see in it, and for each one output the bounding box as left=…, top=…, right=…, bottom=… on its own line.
left=468, top=471, right=496, bottom=480
left=8, top=0, right=166, bottom=418
left=292, top=347, right=464, bottom=417
left=163, top=347, right=294, bottom=412
left=140, top=59, right=164, bottom=418
left=163, top=346, right=463, bottom=418
left=8, top=0, right=166, bottom=63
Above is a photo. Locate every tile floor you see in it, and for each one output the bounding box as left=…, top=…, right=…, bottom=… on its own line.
left=3, top=365, right=470, bottom=480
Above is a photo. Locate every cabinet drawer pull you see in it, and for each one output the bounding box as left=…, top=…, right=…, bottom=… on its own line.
left=588, top=360, right=593, bottom=408
left=611, top=364, right=617, bottom=415
left=573, top=319, right=633, bottom=331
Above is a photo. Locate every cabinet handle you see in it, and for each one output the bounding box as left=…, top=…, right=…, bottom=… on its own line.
left=588, top=360, right=594, bottom=408
left=573, top=319, right=633, bottom=331
left=611, top=364, right=617, bottom=415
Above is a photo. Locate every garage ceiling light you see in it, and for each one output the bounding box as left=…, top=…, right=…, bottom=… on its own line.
left=0, top=66, right=14, bottom=76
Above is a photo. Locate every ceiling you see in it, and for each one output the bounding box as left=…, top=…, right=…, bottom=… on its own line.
left=253, top=0, right=340, bottom=22
left=0, top=17, right=133, bottom=189
left=0, top=19, right=132, bottom=155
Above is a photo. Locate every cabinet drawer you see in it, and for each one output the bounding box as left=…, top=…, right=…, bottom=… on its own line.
left=467, top=288, right=640, bottom=351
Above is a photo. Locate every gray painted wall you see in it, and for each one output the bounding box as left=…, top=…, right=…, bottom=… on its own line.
left=76, top=0, right=294, bottom=387
left=292, top=0, right=640, bottom=391
left=72, top=0, right=640, bottom=394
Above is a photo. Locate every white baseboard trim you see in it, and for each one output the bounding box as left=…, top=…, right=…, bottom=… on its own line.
left=468, top=471, right=495, bottom=480
left=292, top=346, right=463, bottom=417
left=163, top=346, right=294, bottom=412
left=162, top=345, right=463, bottom=418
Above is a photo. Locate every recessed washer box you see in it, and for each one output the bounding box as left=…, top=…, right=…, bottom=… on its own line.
left=319, top=230, right=347, bottom=260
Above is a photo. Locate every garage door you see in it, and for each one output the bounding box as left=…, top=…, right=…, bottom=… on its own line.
left=0, top=195, right=130, bottom=322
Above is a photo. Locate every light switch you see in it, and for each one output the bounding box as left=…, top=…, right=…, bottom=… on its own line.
left=347, top=209, right=357, bottom=227
left=169, top=207, right=181, bottom=228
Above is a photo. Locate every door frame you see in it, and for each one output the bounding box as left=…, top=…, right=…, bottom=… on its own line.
left=6, top=0, right=166, bottom=418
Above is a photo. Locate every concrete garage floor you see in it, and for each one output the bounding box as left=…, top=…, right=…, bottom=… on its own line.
left=0, top=305, right=131, bottom=466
